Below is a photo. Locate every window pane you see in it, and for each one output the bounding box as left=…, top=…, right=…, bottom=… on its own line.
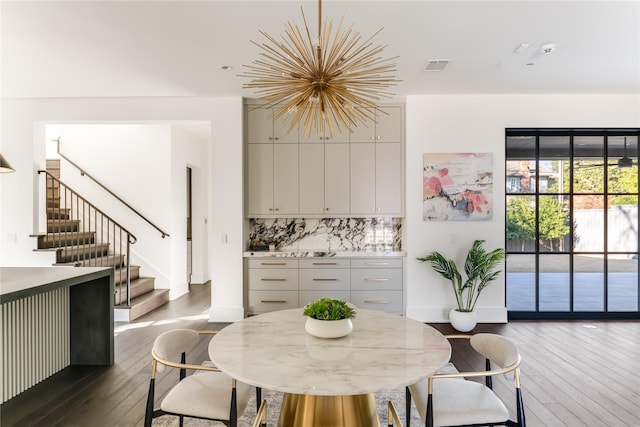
left=538, top=195, right=570, bottom=252
left=506, top=161, right=533, bottom=194
left=573, top=254, right=604, bottom=311
left=573, top=195, right=604, bottom=252
left=506, top=136, right=536, bottom=193
left=506, top=254, right=536, bottom=311
left=573, top=136, right=605, bottom=193
left=539, top=254, right=569, bottom=311
left=506, top=195, right=536, bottom=252
left=608, top=255, right=638, bottom=312
left=539, top=137, right=569, bottom=194
left=607, top=136, right=638, bottom=194
left=608, top=197, right=638, bottom=252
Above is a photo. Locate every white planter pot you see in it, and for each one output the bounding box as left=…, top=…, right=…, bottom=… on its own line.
left=449, top=309, right=477, bottom=332
left=305, top=317, right=353, bottom=339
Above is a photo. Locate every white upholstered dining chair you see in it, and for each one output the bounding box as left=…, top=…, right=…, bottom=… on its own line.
left=407, top=333, right=526, bottom=427
left=144, top=329, right=259, bottom=427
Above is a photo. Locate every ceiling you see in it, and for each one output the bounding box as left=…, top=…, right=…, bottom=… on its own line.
left=2, top=1, right=639, bottom=100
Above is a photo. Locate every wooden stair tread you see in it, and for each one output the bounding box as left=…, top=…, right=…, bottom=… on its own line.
left=115, top=289, right=170, bottom=321
left=114, top=276, right=154, bottom=301
left=36, top=232, right=96, bottom=248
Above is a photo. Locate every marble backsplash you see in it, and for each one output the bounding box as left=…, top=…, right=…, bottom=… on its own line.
left=248, top=218, right=402, bottom=252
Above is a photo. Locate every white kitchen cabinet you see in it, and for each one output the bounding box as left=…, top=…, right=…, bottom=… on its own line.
left=350, top=257, right=404, bottom=313
left=246, top=257, right=405, bottom=315
left=350, top=142, right=403, bottom=216
left=299, top=144, right=350, bottom=215
left=247, top=144, right=273, bottom=216
left=247, top=143, right=299, bottom=216
left=245, top=101, right=403, bottom=218
left=375, top=143, right=403, bottom=216
left=298, top=259, right=351, bottom=306
left=298, top=109, right=350, bottom=144
left=247, top=259, right=299, bottom=314
left=273, top=144, right=299, bottom=215
left=247, top=106, right=298, bottom=144
left=350, top=143, right=376, bottom=215
left=349, top=106, right=402, bottom=143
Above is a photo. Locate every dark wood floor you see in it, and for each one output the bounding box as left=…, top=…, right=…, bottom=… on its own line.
left=2, top=283, right=639, bottom=427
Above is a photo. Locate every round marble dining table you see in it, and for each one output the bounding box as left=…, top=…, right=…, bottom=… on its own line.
left=208, top=308, right=451, bottom=427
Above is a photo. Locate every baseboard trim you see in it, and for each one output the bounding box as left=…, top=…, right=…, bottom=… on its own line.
left=209, top=306, right=245, bottom=322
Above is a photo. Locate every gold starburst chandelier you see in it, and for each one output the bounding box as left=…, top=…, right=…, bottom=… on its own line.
left=241, top=0, right=399, bottom=137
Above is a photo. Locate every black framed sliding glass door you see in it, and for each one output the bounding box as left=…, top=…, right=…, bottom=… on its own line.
left=505, top=129, right=640, bottom=319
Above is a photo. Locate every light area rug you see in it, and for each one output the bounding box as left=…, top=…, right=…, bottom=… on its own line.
left=152, top=387, right=423, bottom=426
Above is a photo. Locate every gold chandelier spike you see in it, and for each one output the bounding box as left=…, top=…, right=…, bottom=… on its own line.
left=241, top=0, right=399, bottom=137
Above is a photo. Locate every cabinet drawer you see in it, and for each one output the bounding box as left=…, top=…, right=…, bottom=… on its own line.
left=248, top=269, right=298, bottom=290
left=299, top=269, right=350, bottom=291
left=249, top=291, right=298, bottom=313
left=351, top=291, right=403, bottom=313
left=351, top=269, right=402, bottom=290
left=350, top=258, right=403, bottom=269
left=299, top=291, right=351, bottom=307
left=299, top=259, right=350, bottom=269
left=248, top=259, right=298, bottom=269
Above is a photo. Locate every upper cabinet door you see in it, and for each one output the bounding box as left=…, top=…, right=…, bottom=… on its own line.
left=247, top=107, right=299, bottom=143
left=273, top=144, right=299, bottom=215
left=375, top=107, right=402, bottom=142
left=375, top=142, right=403, bottom=215
left=350, top=143, right=376, bottom=215
left=247, top=144, right=274, bottom=215
left=324, top=144, right=350, bottom=215
left=298, top=108, right=350, bottom=144
left=247, top=108, right=274, bottom=144
left=273, top=113, right=299, bottom=143
left=299, top=144, right=325, bottom=214
left=349, top=107, right=376, bottom=143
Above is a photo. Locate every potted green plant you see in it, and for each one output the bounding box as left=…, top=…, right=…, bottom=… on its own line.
left=417, top=239, right=506, bottom=332
left=303, top=298, right=356, bottom=338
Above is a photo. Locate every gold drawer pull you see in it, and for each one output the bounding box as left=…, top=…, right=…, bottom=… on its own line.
left=364, top=278, right=390, bottom=282
left=260, top=300, right=287, bottom=303
left=312, top=278, right=338, bottom=281
left=260, top=262, right=287, bottom=266
left=261, top=278, right=287, bottom=281
left=364, top=299, right=390, bottom=304
left=312, top=262, right=338, bottom=265
left=364, top=262, right=390, bottom=266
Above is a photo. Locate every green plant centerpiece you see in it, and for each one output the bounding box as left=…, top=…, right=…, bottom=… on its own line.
left=303, top=297, right=356, bottom=320
left=417, top=239, right=506, bottom=331
left=303, top=298, right=356, bottom=338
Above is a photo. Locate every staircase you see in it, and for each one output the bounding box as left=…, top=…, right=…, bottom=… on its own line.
left=35, top=159, right=169, bottom=321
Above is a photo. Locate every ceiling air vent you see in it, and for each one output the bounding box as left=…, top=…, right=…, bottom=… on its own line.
left=424, top=59, right=450, bottom=72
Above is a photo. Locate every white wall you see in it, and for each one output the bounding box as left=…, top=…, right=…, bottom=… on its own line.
left=3, top=94, right=638, bottom=324
left=171, top=123, right=210, bottom=287
left=405, top=94, right=640, bottom=323
left=0, top=97, right=244, bottom=321
left=58, top=123, right=174, bottom=289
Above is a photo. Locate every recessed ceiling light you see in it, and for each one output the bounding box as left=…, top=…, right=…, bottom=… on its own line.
left=514, top=43, right=530, bottom=54
left=540, top=43, right=557, bottom=54
left=424, top=59, right=450, bottom=72
left=220, top=65, right=234, bottom=71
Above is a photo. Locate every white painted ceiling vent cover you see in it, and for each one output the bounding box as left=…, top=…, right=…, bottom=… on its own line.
left=424, top=59, right=450, bottom=72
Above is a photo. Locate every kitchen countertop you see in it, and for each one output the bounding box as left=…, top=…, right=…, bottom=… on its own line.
left=243, top=250, right=406, bottom=258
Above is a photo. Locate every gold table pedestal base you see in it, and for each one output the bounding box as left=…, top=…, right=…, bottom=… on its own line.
left=278, top=393, right=380, bottom=427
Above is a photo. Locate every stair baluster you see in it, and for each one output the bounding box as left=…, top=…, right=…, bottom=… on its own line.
left=38, top=170, right=136, bottom=307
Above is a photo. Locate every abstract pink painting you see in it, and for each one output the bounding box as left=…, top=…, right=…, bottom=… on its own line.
left=423, top=153, right=493, bottom=221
